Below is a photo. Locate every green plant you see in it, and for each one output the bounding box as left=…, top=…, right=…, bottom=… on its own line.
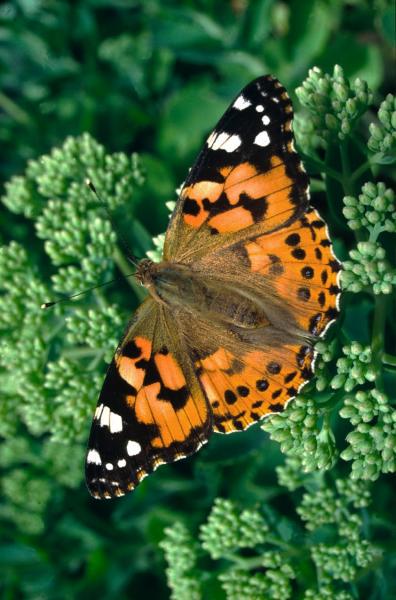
left=162, top=470, right=379, bottom=600
left=0, top=1, right=395, bottom=598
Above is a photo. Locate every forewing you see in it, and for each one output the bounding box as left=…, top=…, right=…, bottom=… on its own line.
left=85, top=299, right=212, bottom=499
left=163, top=75, right=309, bottom=262
left=161, top=74, right=341, bottom=430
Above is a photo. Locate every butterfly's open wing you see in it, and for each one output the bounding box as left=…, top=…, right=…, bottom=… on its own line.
left=85, top=299, right=212, bottom=499
left=163, top=75, right=309, bottom=262
left=195, top=342, right=313, bottom=433
left=162, top=74, right=341, bottom=431
left=188, top=217, right=341, bottom=433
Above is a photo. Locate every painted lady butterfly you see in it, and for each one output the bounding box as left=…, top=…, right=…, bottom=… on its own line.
left=86, top=75, right=341, bottom=499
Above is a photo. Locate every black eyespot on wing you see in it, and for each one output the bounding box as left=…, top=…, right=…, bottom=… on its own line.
left=237, top=385, right=250, bottom=397
left=292, top=248, right=306, bottom=260
left=256, top=379, right=269, bottom=391
left=183, top=198, right=201, bottom=216
left=267, top=361, right=281, bottom=374
left=224, top=389, right=238, bottom=405
left=122, top=340, right=142, bottom=359
left=285, top=233, right=300, bottom=246
left=301, top=266, right=314, bottom=279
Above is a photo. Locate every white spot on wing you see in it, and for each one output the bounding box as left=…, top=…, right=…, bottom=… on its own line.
left=109, top=411, right=123, bottom=433
left=210, top=132, right=241, bottom=153
left=87, top=449, right=102, bottom=465
left=105, top=463, right=114, bottom=470
left=254, top=131, right=271, bottom=147
left=127, top=440, right=142, bottom=456
left=100, top=405, right=110, bottom=427
left=94, top=403, right=104, bottom=419
left=221, top=134, right=241, bottom=152
left=118, top=459, right=127, bottom=468
left=233, top=95, right=251, bottom=110
left=99, top=406, right=123, bottom=433
left=206, top=131, right=217, bottom=148
left=262, top=115, right=270, bottom=126
left=255, top=105, right=264, bottom=112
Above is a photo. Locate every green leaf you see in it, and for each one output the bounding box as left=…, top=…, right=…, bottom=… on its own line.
left=156, top=82, right=226, bottom=167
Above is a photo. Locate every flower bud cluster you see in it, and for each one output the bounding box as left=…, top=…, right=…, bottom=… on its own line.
left=200, top=498, right=269, bottom=559
left=262, top=396, right=337, bottom=472
left=343, top=182, right=395, bottom=233
left=368, top=93, right=396, bottom=158
left=330, top=342, right=375, bottom=392
left=340, top=389, right=396, bottom=480
left=160, top=522, right=201, bottom=600
left=341, top=242, right=395, bottom=294
left=296, top=65, right=372, bottom=142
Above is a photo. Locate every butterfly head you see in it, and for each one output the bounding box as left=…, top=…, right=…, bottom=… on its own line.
left=135, top=258, right=168, bottom=305
left=135, top=258, right=157, bottom=286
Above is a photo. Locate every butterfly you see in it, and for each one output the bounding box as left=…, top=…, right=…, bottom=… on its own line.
left=85, top=75, right=341, bottom=499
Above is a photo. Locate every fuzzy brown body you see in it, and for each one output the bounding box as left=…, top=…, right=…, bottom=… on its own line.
left=136, top=258, right=270, bottom=330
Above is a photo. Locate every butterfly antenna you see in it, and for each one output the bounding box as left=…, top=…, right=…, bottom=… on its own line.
left=41, top=273, right=136, bottom=309
left=85, top=178, right=140, bottom=268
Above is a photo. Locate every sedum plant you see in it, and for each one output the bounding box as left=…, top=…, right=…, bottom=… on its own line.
left=161, top=467, right=378, bottom=600
left=0, top=65, right=395, bottom=598
left=0, top=134, right=144, bottom=536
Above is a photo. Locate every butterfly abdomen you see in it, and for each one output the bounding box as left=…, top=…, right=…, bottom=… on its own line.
left=145, top=261, right=269, bottom=330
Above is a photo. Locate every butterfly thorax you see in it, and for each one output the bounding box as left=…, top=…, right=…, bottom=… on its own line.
left=136, top=258, right=268, bottom=329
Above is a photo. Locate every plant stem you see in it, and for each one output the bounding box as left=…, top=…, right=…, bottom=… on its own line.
left=382, top=353, right=396, bottom=367
left=0, top=91, right=31, bottom=124
left=368, top=223, right=385, bottom=242
left=371, top=294, right=387, bottom=391
left=339, top=141, right=367, bottom=241
left=340, top=141, right=355, bottom=196
left=113, top=245, right=146, bottom=301
left=300, top=152, right=344, bottom=183
left=318, top=389, right=346, bottom=411
left=351, top=160, right=372, bottom=183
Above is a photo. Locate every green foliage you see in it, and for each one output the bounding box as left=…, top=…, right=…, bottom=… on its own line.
left=161, top=466, right=380, bottom=599
left=368, top=94, right=396, bottom=160
left=340, top=388, right=396, bottom=480
left=160, top=522, right=202, bottom=600
left=296, top=65, right=373, bottom=142
left=1, top=133, right=143, bottom=446
left=0, top=1, right=395, bottom=599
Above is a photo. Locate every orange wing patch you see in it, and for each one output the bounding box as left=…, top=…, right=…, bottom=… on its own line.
left=117, top=336, right=151, bottom=390
left=244, top=208, right=341, bottom=336
left=86, top=314, right=212, bottom=498
left=116, top=341, right=210, bottom=451
left=196, top=344, right=313, bottom=433
left=182, top=157, right=296, bottom=235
